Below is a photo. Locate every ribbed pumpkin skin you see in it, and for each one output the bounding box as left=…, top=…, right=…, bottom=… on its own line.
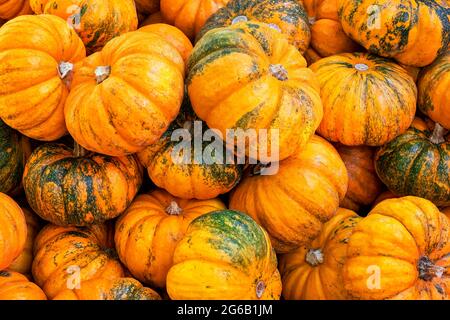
left=23, top=143, right=143, bottom=226
left=115, top=189, right=226, bottom=288
left=32, top=224, right=124, bottom=299
left=310, top=53, right=417, bottom=146
left=188, top=22, right=323, bottom=162
left=53, top=277, right=161, bottom=300
left=30, top=0, right=138, bottom=52
left=197, top=0, right=311, bottom=53
left=167, top=210, right=282, bottom=300
left=344, top=196, right=450, bottom=299
left=418, top=52, right=450, bottom=129
left=279, top=208, right=361, bottom=300
left=0, top=15, right=85, bottom=141
left=65, top=31, right=184, bottom=157
left=338, top=0, right=450, bottom=67
left=0, top=0, right=32, bottom=19
left=0, top=270, right=47, bottom=300
left=230, top=135, right=348, bottom=253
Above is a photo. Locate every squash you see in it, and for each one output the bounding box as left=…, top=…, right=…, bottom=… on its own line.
left=0, top=270, right=47, bottom=300
left=32, top=223, right=124, bottom=299
left=115, top=189, right=226, bottom=288
left=0, top=15, right=86, bottom=141
left=30, top=0, right=138, bottom=52
left=375, top=121, right=450, bottom=207
left=65, top=30, right=185, bottom=156
left=160, top=0, right=229, bottom=39
left=443, top=207, right=450, bottom=221
left=166, top=210, right=282, bottom=300
left=188, top=21, right=323, bottom=162
left=338, top=0, right=450, bottom=67
left=335, top=145, right=383, bottom=212
left=372, top=190, right=398, bottom=208
left=309, top=52, right=417, bottom=146
left=197, top=0, right=311, bottom=53
left=344, top=196, right=450, bottom=299
left=418, top=52, right=450, bottom=129
left=53, top=277, right=161, bottom=300
left=279, top=208, right=361, bottom=300
left=0, top=0, right=32, bottom=20
left=0, top=120, right=31, bottom=195
left=230, top=135, right=348, bottom=253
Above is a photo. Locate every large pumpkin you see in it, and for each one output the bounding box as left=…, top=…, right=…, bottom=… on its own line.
left=309, top=52, right=417, bottom=146
left=344, top=196, right=450, bottom=299
left=279, top=208, right=361, bottom=300
left=32, top=223, right=124, bottom=299
left=0, top=193, right=27, bottom=270
left=166, top=210, right=282, bottom=300
left=0, top=270, right=47, bottom=300
left=115, top=189, right=226, bottom=288
left=338, top=0, right=450, bottom=67
left=30, top=0, right=138, bottom=52
left=23, top=143, right=143, bottom=226
left=197, top=0, right=311, bottom=53
left=0, top=15, right=85, bottom=141
left=65, top=30, right=185, bottom=156
left=188, top=21, right=323, bottom=162
left=0, top=0, right=32, bottom=20
left=418, top=52, right=450, bottom=129
left=230, top=135, right=348, bottom=253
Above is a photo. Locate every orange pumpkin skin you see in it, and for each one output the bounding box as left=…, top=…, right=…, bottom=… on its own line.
left=0, top=193, right=27, bottom=270
left=115, top=189, right=226, bottom=288
left=443, top=207, right=450, bottom=221
left=32, top=223, right=124, bottom=299
left=0, top=0, right=32, bottom=20
left=0, top=270, right=47, bottom=300
left=0, top=15, right=86, bottom=141
left=309, top=53, right=417, bottom=146
left=65, top=31, right=185, bottom=156
left=230, top=135, right=348, bottom=253
left=279, top=208, right=361, bottom=300
left=344, top=196, right=450, bottom=300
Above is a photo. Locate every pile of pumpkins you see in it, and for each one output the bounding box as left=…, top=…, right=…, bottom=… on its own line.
left=0, top=0, right=449, bottom=300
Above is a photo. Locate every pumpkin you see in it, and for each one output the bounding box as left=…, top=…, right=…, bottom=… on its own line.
left=230, top=135, right=348, bottom=253
left=29, top=0, right=138, bottom=52
left=160, top=0, right=229, bottom=39
left=344, top=196, right=450, bottom=299
left=0, top=120, right=31, bottom=195
left=65, top=31, right=185, bottom=157
left=375, top=121, right=450, bottom=207
left=443, top=207, right=450, bottom=220
left=0, top=0, right=32, bottom=20
left=372, top=190, right=398, bottom=208
left=335, top=145, right=383, bottom=212
left=0, top=15, right=85, bottom=141
left=32, top=223, right=124, bottom=299
left=134, top=0, right=159, bottom=19
left=140, top=11, right=166, bottom=26
left=279, top=208, right=361, bottom=300
left=188, top=21, right=323, bottom=162
left=0, top=270, right=47, bottom=300
left=197, top=0, right=311, bottom=53
left=115, top=189, right=226, bottom=288
left=0, top=193, right=27, bottom=270
left=338, top=0, right=450, bottom=67
left=166, top=210, right=282, bottom=300
left=309, top=52, right=417, bottom=146
left=53, top=277, right=161, bottom=300
left=418, top=52, right=450, bottom=129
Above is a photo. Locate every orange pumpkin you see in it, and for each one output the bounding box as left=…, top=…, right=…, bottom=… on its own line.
left=0, top=0, right=32, bottom=20
left=443, top=207, right=450, bottom=221
left=0, top=270, right=47, bottom=300
left=0, top=15, right=86, bottom=141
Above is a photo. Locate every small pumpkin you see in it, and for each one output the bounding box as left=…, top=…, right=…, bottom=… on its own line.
left=309, top=52, right=417, bottom=146
left=279, top=208, right=361, bottom=300
left=230, top=135, right=348, bottom=253
left=23, top=143, right=143, bottom=226
left=53, top=277, right=161, bottom=300
left=32, top=223, right=124, bottom=299
left=166, top=210, right=282, bottom=300
left=65, top=30, right=185, bottom=156
left=0, top=270, right=47, bottom=300
left=338, top=0, right=450, bottom=67
left=344, top=196, right=450, bottom=299
left=115, top=189, right=226, bottom=288
left=197, top=0, right=311, bottom=53
left=0, top=15, right=86, bottom=141
left=0, top=0, right=32, bottom=20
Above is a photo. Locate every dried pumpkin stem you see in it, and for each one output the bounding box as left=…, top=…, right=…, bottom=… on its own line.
left=269, top=64, right=288, bottom=81
left=305, top=248, right=324, bottom=266
left=231, top=15, right=248, bottom=25
left=166, top=201, right=183, bottom=215
left=430, top=123, right=446, bottom=144
left=74, top=142, right=87, bottom=157
left=256, top=280, right=265, bottom=299
left=58, top=61, right=74, bottom=87
left=418, top=256, right=445, bottom=281
left=95, top=66, right=111, bottom=84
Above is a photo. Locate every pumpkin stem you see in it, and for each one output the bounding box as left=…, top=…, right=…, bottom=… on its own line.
left=269, top=64, right=288, bottom=81
left=166, top=201, right=182, bottom=215
left=74, top=142, right=87, bottom=157
left=250, top=162, right=272, bottom=176
left=95, top=66, right=111, bottom=84
left=354, top=63, right=369, bottom=71
left=418, top=256, right=445, bottom=281
left=58, top=61, right=74, bottom=87
left=308, top=16, right=316, bottom=25
left=231, top=15, right=248, bottom=25
left=267, top=23, right=281, bottom=32
left=305, top=248, right=324, bottom=266
left=430, top=123, right=446, bottom=144
left=256, top=280, right=265, bottom=299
